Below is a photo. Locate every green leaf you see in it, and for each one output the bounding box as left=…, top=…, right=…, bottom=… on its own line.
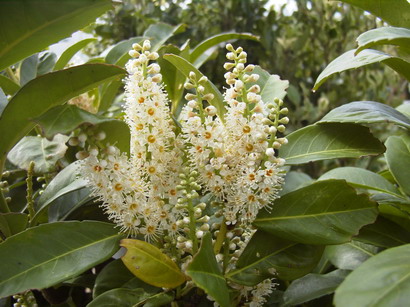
left=356, top=216, right=410, bottom=248
left=313, top=49, right=410, bottom=91
left=338, top=0, right=410, bottom=28
left=97, top=120, right=130, bottom=154
left=0, top=74, right=20, bottom=96
left=283, top=270, right=350, bottom=306
left=281, top=123, right=385, bottom=165
left=0, top=0, right=112, bottom=72
left=228, top=231, right=323, bottom=285
left=143, top=23, right=186, bottom=52
left=120, top=239, right=186, bottom=289
left=20, top=54, right=39, bottom=86
left=356, top=27, right=410, bottom=55
left=186, top=232, right=230, bottom=307
left=33, top=104, right=112, bottom=139
left=7, top=135, right=69, bottom=174
left=88, top=288, right=173, bottom=307
left=54, top=38, right=97, bottom=70
left=105, top=37, right=145, bottom=66
left=334, top=244, right=410, bottom=307
left=99, top=79, right=123, bottom=111
left=0, top=63, right=125, bottom=160
left=0, top=221, right=123, bottom=297
left=251, top=66, right=289, bottom=102
left=385, top=134, right=410, bottom=196
left=396, top=102, right=410, bottom=118
left=37, top=51, right=57, bottom=75
left=319, top=101, right=410, bottom=130
left=164, top=54, right=225, bottom=120
left=280, top=171, right=313, bottom=196
left=0, top=88, right=7, bottom=116
left=318, top=167, right=403, bottom=198
left=254, top=180, right=378, bottom=245
left=325, top=241, right=378, bottom=270
left=93, top=259, right=158, bottom=298
left=190, top=32, right=259, bottom=65
left=0, top=213, right=28, bottom=238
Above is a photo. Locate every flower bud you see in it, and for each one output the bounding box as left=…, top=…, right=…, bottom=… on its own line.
left=226, top=52, right=235, bottom=60
left=202, top=93, right=214, bottom=101
left=132, top=43, right=142, bottom=51
left=226, top=43, right=234, bottom=51
left=277, top=125, right=286, bottom=133
left=265, top=148, right=275, bottom=157
left=198, top=76, right=208, bottom=84
left=223, top=62, right=235, bottom=70
left=205, top=106, right=217, bottom=116
left=279, top=117, right=289, bottom=124
left=187, top=100, right=197, bottom=108
left=128, top=50, right=139, bottom=58
left=185, top=93, right=196, bottom=101
left=189, top=71, right=196, bottom=81
left=142, top=40, right=151, bottom=50
left=245, top=64, right=255, bottom=72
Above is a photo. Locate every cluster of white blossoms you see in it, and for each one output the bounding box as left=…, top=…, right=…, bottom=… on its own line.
left=180, top=44, right=288, bottom=225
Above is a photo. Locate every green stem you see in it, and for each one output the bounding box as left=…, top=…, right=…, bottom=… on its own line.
left=6, top=67, right=19, bottom=84
left=187, top=198, right=198, bottom=254
left=26, top=161, right=35, bottom=224
left=214, top=218, right=227, bottom=254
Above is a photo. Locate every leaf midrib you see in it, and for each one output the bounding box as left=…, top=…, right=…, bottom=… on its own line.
left=286, top=148, right=381, bottom=160
left=0, top=232, right=120, bottom=287
left=0, top=2, right=107, bottom=59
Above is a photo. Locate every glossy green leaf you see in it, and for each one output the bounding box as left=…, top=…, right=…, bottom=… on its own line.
left=34, top=104, right=112, bottom=139
left=356, top=216, right=410, bottom=248
left=318, top=167, right=403, bottom=198
left=120, top=239, right=186, bottom=289
left=283, top=270, right=350, bottom=306
left=319, top=101, right=410, bottom=130
left=0, top=74, right=20, bottom=96
left=99, top=79, right=123, bottom=111
left=385, top=134, right=410, bottom=196
left=190, top=32, right=259, bottom=64
left=396, top=102, right=410, bottom=118
left=334, top=244, right=410, bottom=307
left=0, top=89, right=7, bottom=116
left=280, top=171, right=313, bottom=196
left=228, top=231, right=323, bottom=285
left=143, top=23, right=186, bottom=52
left=0, top=221, right=122, bottom=297
left=0, top=63, right=125, bottom=160
left=88, top=288, right=173, bottom=307
left=0, top=213, right=28, bottom=238
left=186, top=232, right=230, bottom=307
left=37, top=51, right=57, bottom=75
left=252, top=66, right=288, bottom=103
left=93, top=259, right=158, bottom=298
left=338, top=0, right=410, bottom=28
left=313, top=49, right=410, bottom=91
left=7, top=135, right=69, bottom=173
left=356, top=27, right=410, bottom=55
left=54, top=38, right=97, bottom=70
left=97, top=120, right=130, bottom=154
left=163, top=54, right=225, bottom=119
left=105, top=36, right=145, bottom=66
left=0, top=0, right=112, bottom=71
left=20, top=54, right=39, bottom=86
left=325, top=241, right=378, bottom=270
left=281, top=123, right=385, bottom=165
left=254, top=180, right=378, bottom=245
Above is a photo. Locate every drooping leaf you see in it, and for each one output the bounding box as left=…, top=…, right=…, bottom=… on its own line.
left=228, top=231, right=323, bottom=285
left=164, top=54, right=225, bottom=119
left=325, top=241, right=379, bottom=271
left=186, top=232, right=230, bottom=307
left=143, top=23, right=186, bottom=52
left=280, top=123, right=385, bottom=165
left=88, top=288, right=173, bottom=307
left=20, top=54, right=39, bottom=86
left=356, top=27, right=410, bottom=55
left=338, top=0, right=410, bottom=28
left=385, top=134, right=410, bottom=196
left=0, top=74, right=20, bottom=96
left=93, top=259, right=158, bottom=298
left=313, top=49, right=410, bottom=91
left=318, top=167, right=403, bottom=198
left=37, top=51, right=57, bottom=75
left=0, top=0, right=112, bottom=71
left=355, top=216, right=410, bottom=248
left=251, top=66, right=289, bottom=102
left=120, top=239, right=186, bottom=289
left=318, top=101, right=410, bottom=130
left=254, top=180, right=378, bottom=245
left=7, top=135, right=69, bottom=173
left=283, top=270, right=350, bottom=306
left=280, top=171, right=313, bottom=196
left=0, top=221, right=122, bottom=297
left=0, top=213, right=28, bottom=238
left=54, top=38, right=97, bottom=70
left=334, top=244, right=410, bottom=307
left=33, top=104, right=112, bottom=139
left=0, top=63, right=125, bottom=160
left=190, top=32, right=259, bottom=65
